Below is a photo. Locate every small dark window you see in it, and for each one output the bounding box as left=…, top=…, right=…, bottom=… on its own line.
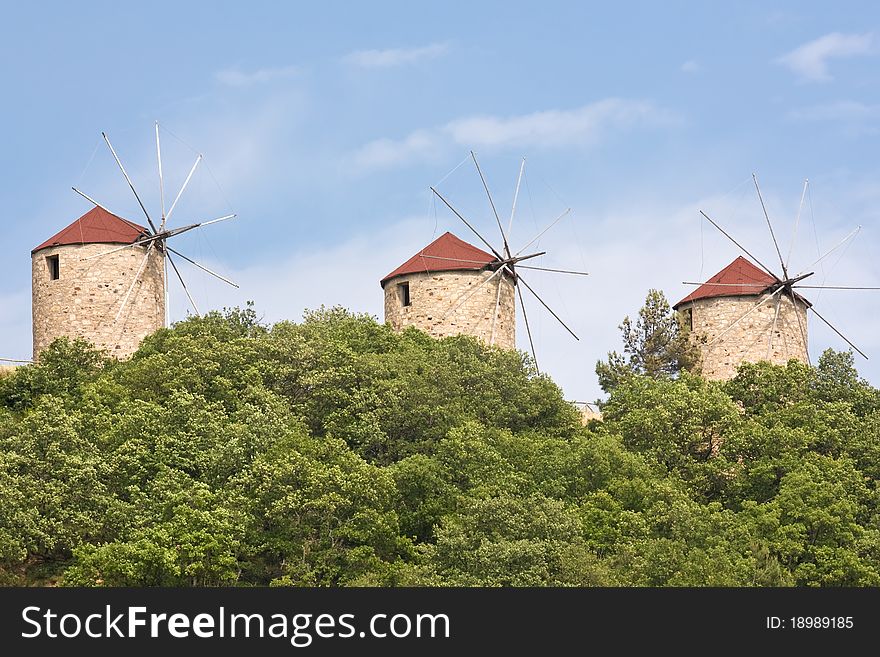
left=47, top=255, right=60, bottom=280
left=398, top=282, right=411, bottom=307
left=684, top=308, right=693, bottom=331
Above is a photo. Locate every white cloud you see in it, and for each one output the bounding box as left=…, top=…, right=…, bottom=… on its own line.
left=343, top=42, right=449, bottom=68
left=776, top=32, right=874, bottom=82
left=349, top=99, right=674, bottom=172
left=789, top=100, right=880, bottom=122
left=349, top=130, right=440, bottom=170
left=215, top=65, right=300, bottom=87
left=681, top=60, right=701, bottom=73
left=446, top=99, right=669, bottom=148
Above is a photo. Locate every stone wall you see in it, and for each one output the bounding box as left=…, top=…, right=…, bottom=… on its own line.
left=679, top=291, right=809, bottom=381
left=383, top=268, right=516, bottom=349
left=32, top=242, right=166, bottom=360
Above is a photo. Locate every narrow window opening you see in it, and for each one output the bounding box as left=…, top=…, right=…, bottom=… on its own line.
left=398, top=282, right=411, bottom=307
left=47, top=255, right=60, bottom=280
left=685, top=308, right=693, bottom=330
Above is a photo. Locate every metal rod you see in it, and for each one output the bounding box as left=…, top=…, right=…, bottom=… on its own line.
left=681, top=281, right=770, bottom=287
left=795, top=225, right=861, bottom=277
left=707, top=286, right=784, bottom=346
left=786, top=178, right=808, bottom=271
left=792, top=293, right=812, bottom=365
left=115, top=242, right=155, bottom=322
left=794, top=285, right=880, bottom=290
left=156, top=121, right=166, bottom=231
left=517, top=273, right=579, bottom=340
left=198, top=214, right=236, bottom=227
left=699, top=210, right=781, bottom=281
left=471, top=150, right=511, bottom=258
left=102, top=132, right=158, bottom=234
left=508, top=158, right=525, bottom=242
left=166, top=154, right=202, bottom=223
left=0, top=356, right=32, bottom=363
left=518, top=265, right=589, bottom=276
left=430, top=186, right=505, bottom=260
left=71, top=187, right=148, bottom=235
left=515, top=208, right=571, bottom=257
left=510, top=251, right=546, bottom=264
left=753, top=173, right=788, bottom=278
left=517, top=285, right=538, bottom=372
left=164, top=255, right=170, bottom=328
left=419, top=254, right=496, bottom=266
left=809, top=305, right=867, bottom=359
left=767, top=294, right=782, bottom=360
left=167, top=253, right=200, bottom=316
left=80, top=239, right=156, bottom=261
left=166, top=247, right=239, bottom=288
left=490, top=267, right=505, bottom=346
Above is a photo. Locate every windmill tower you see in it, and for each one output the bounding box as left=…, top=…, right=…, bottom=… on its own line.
left=381, top=231, right=516, bottom=349
left=31, top=123, right=238, bottom=360
left=382, top=152, right=588, bottom=369
left=678, top=175, right=875, bottom=380
left=32, top=207, right=165, bottom=359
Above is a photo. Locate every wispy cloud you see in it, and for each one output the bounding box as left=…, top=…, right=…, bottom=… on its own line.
left=344, top=42, right=449, bottom=68
left=215, top=65, right=300, bottom=87
left=776, top=32, right=874, bottom=82
left=789, top=100, right=880, bottom=122
left=681, top=60, right=701, bottom=74
left=349, top=99, right=675, bottom=171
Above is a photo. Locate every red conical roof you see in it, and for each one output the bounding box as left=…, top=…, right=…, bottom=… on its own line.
left=33, top=206, right=148, bottom=254
left=380, top=231, right=497, bottom=286
left=674, top=256, right=777, bottom=308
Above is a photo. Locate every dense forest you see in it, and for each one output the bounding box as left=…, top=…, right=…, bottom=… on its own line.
left=0, top=301, right=878, bottom=586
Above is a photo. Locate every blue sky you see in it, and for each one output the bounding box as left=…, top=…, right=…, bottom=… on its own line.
left=2, top=1, right=880, bottom=402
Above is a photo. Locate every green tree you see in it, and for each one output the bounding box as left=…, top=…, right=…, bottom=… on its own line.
left=596, top=289, right=700, bottom=393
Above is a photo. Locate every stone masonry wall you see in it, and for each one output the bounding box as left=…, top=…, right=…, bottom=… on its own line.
left=32, top=242, right=166, bottom=360
left=680, top=292, right=809, bottom=381
left=383, top=268, right=516, bottom=350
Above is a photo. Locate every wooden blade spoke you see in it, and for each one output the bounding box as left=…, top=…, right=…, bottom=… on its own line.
left=166, top=154, right=202, bottom=224
left=115, top=242, right=155, bottom=322
left=753, top=173, right=788, bottom=278
left=156, top=121, right=166, bottom=230
left=767, top=294, right=782, bottom=360
left=471, top=151, right=511, bottom=258
left=791, top=293, right=811, bottom=365
left=167, top=252, right=200, bottom=316
left=166, top=247, right=239, bottom=288
left=794, top=285, right=880, bottom=290
left=517, top=273, right=579, bottom=341
left=430, top=186, right=505, bottom=261
left=517, top=265, right=589, bottom=276
left=809, top=305, right=867, bottom=360
left=489, top=267, right=505, bottom=346
left=508, top=158, right=525, bottom=245
left=71, top=187, right=150, bottom=236
left=103, top=132, right=158, bottom=234
left=517, top=284, right=538, bottom=373
left=699, top=210, right=781, bottom=281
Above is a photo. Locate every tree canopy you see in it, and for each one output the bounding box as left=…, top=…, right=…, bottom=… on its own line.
left=0, top=305, right=877, bottom=586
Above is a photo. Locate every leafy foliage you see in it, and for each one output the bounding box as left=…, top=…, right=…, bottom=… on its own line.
left=596, top=289, right=701, bottom=393
left=0, top=305, right=877, bottom=587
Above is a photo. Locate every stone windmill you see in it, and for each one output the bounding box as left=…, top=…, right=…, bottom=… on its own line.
left=675, top=175, right=876, bottom=380
left=31, top=123, right=238, bottom=360
left=381, top=153, right=588, bottom=370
